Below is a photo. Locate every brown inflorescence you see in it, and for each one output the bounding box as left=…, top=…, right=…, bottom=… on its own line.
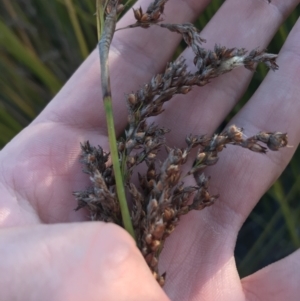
left=75, top=126, right=287, bottom=284
left=132, top=0, right=167, bottom=27
left=74, top=0, right=287, bottom=286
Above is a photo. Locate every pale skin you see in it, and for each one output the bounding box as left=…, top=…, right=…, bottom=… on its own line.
left=0, top=0, right=300, bottom=300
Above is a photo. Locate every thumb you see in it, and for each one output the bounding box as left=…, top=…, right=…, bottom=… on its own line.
left=0, top=222, right=170, bottom=301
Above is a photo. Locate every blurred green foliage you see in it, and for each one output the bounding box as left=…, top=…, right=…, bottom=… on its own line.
left=0, top=0, right=299, bottom=278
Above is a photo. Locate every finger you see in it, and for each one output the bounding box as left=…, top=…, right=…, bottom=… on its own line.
left=0, top=222, right=169, bottom=301
left=155, top=0, right=299, bottom=145
left=241, top=249, right=300, bottom=301
left=0, top=183, right=41, bottom=228
left=33, top=0, right=211, bottom=134
left=205, top=16, right=300, bottom=231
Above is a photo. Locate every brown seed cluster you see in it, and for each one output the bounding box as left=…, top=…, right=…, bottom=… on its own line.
left=73, top=141, right=121, bottom=224
left=194, top=45, right=279, bottom=76
left=135, top=149, right=218, bottom=286
left=75, top=0, right=287, bottom=286
left=75, top=127, right=287, bottom=284
left=188, top=126, right=288, bottom=175
left=132, top=0, right=167, bottom=27
left=105, top=0, right=124, bottom=15
left=125, top=46, right=279, bottom=145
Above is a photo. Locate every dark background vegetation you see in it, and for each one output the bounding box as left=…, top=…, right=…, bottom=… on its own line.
left=0, top=0, right=299, bottom=278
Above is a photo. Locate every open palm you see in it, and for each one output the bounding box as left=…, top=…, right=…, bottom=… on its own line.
left=1, top=0, right=300, bottom=300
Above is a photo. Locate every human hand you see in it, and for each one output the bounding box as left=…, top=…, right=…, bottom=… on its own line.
left=0, top=0, right=299, bottom=300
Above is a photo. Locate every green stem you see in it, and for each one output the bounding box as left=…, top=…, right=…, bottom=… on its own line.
left=104, top=97, right=136, bottom=239
left=97, top=1, right=136, bottom=241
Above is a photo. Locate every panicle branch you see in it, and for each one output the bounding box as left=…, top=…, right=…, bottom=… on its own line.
left=124, top=45, right=278, bottom=148
left=188, top=125, right=288, bottom=175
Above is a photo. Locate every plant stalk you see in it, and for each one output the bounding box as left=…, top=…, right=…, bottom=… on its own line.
left=97, top=2, right=136, bottom=240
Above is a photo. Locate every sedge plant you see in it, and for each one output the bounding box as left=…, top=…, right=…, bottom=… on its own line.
left=73, top=0, right=288, bottom=285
